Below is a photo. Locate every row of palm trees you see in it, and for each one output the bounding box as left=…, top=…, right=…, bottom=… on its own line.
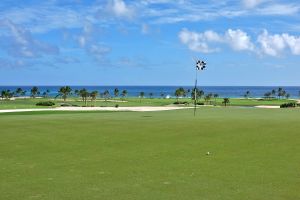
left=245, top=87, right=292, bottom=99
left=1, top=86, right=299, bottom=101
left=175, top=87, right=219, bottom=103
left=174, top=87, right=231, bottom=106
left=0, top=86, right=128, bottom=102
left=0, top=87, right=51, bottom=99
left=55, top=87, right=129, bottom=105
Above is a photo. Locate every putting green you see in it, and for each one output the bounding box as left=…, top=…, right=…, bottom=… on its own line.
left=0, top=108, right=299, bottom=199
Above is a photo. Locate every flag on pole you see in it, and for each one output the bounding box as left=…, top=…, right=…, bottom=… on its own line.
left=196, top=60, right=206, bottom=70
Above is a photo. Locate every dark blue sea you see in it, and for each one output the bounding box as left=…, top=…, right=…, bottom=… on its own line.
left=1, top=86, right=300, bottom=98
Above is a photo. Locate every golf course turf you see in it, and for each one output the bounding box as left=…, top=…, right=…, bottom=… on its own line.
left=0, top=108, right=299, bottom=199
left=0, top=97, right=296, bottom=110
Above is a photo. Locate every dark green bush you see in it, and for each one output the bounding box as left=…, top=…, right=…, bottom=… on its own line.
left=60, top=103, right=72, bottom=107
left=173, top=101, right=188, bottom=105
left=36, top=101, right=55, bottom=106
left=280, top=102, right=296, bottom=108
left=115, top=104, right=119, bottom=108
left=197, top=102, right=204, bottom=105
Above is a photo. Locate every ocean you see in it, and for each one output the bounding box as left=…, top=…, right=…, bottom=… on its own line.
left=0, top=86, right=300, bottom=98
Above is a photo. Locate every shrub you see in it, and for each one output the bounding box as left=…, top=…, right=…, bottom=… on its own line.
left=36, top=101, right=55, bottom=106
left=173, top=101, right=188, bottom=105
left=115, top=104, right=119, bottom=108
left=280, top=102, right=296, bottom=108
left=197, top=102, right=204, bottom=105
left=60, top=103, right=72, bottom=107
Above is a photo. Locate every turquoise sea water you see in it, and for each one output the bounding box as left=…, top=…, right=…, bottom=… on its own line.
left=0, top=86, right=300, bottom=98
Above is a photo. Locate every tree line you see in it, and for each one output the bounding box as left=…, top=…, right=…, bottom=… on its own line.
left=0, top=86, right=298, bottom=102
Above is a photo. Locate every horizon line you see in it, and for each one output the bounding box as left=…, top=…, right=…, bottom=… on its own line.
left=1, top=85, right=300, bottom=87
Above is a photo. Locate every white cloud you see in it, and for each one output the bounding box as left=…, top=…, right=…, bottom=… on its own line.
left=0, top=19, right=59, bottom=58
left=74, top=21, right=111, bottom=62
left=257, top=30, right=300, bottom=56
left=257, top=30, right=286, bottom=56
left=282, top=34, right=300, bottom=55
left=257, top=4, right=300, bottom=15
left=179, top=28, right=300, bottom=56
left=178, top=29, right=221, bottom=53
left=0, top=5, right=94, bottom=33
left=225, top=29, right=254, bottom=51
left=243, top=0, right=265, bottom=8
left=178, top=28, right=254, bottom=53
left=107, top=0, right=134, bottom=18
left=203, top=30, right=223, bottom=42
left=1, top=0, right=299, bottom=35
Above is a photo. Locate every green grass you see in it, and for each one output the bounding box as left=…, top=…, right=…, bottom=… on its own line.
left=0, top=108, right=300, bottom=199
left=0, top=97, right=296, bottom=110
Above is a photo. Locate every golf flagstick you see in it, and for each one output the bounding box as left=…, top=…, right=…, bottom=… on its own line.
left=194, top=66, right=198, bottom=116
left=194, top=59, right=207, bottom=116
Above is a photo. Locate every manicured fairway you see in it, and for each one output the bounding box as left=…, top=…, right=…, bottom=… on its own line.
left=0, top=108, right=300, bottom=200
left=0, top=97, right=296, bottom=109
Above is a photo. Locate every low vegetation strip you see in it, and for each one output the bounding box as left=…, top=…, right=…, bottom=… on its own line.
left=0, top=97, right=297, bottom=110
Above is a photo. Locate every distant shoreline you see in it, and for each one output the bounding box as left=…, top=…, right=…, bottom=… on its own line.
left=1, top=85, right=300, bottom=87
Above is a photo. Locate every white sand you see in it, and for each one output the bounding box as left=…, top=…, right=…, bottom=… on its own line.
left=94, top=99, right=128, bottom=103
left=254, top=105, right=280, bottom=109
left=0, top=106, right=190, bottom=113
left=0, top=96, right=42, bottom=101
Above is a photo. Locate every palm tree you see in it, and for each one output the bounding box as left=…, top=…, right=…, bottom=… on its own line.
left=244, top=91, right=250, bottom=99
left=139, top=91, right=145, bottom=102
left=103, top=90, right=110, bottom=101
left=213, top=93, right=219, bottom=105
left=285, top=93, right=290, bottom=99
left=264, top=92, right=272, bottom=99
left=175, top=87, right=185, bottom=102
left=90, top=90, right=98, bottom=106
left=15, top=88, right=23, bottom=97
left=203, top=93, right=213, bottom=105
left=280, top=90, right=286, bottom=100
left=114, top=88, right=119, bottom=99
left=121, top=90, right=127, bottom=100
left=199, top=90, right=204, bottom=99
left=59, top=86, right=72, bottom=101
left=278, top=87, right=283, bottom=99
left=1, top=90, right=12, bottom=100
left=191, top=88, right=204, bottom=103
left=0, top=90, right=3, bottom=100
left=186, top=89, right=191, bottom=98
left=42, top=89, right=50, bottom=98
left=74, top=89, right=79, bottom=96
left=31, top=86, right=39, bottom=98
left=222, top=98, right=230, bottom=107
left=175, top=89, right=181, bottom=102
left=149, top=92, right=154, bottom=99
left=0, top=90, right=4, bottom=100
left=271, top=89, right=276, bottom=98
left=79, top=88, right=89, bottom=106
left=21, top=90, right=26, bottom=96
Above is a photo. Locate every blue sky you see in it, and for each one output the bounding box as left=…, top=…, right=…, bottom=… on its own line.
left=1, top=0, right=300, bottom=86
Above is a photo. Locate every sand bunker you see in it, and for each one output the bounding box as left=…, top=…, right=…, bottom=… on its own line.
left=0, top=106, right=190, bottom=113
left=254, top=105, right=280, bottom=109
